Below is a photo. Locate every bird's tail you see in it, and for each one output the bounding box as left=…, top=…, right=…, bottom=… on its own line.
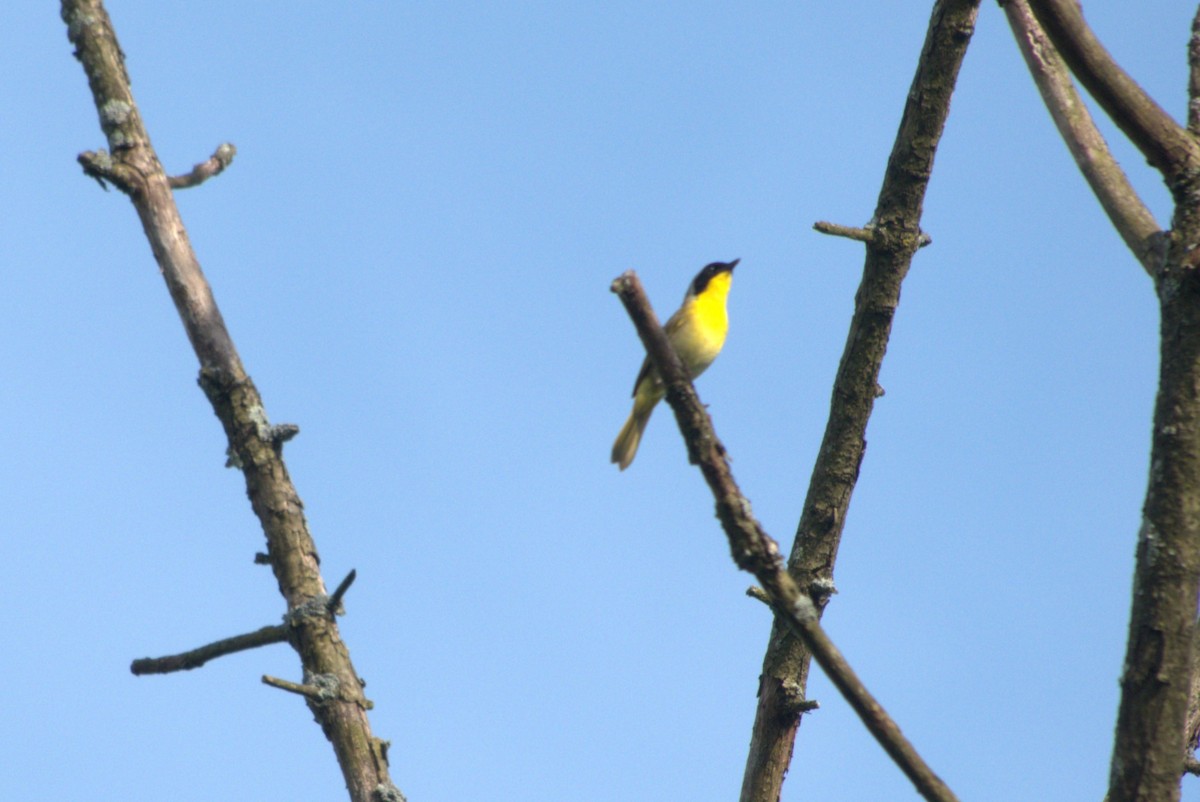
left=611, top=399, right=656, bottom=470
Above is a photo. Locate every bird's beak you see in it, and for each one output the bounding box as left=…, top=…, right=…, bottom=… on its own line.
left=728, top=258, right=740, bottom=271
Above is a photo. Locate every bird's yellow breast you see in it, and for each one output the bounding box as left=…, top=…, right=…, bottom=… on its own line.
left=672, top=270, right=732, bottom=376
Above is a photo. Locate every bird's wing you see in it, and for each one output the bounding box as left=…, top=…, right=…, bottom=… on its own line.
left=631, top=356, right=652, bottom=397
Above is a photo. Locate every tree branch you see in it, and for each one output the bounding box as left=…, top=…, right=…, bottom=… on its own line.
left=1185, top=617, right=1200, bottom=769
left=1004, top=0, right=1162, bottom=275
left=814, top=220, right=932, bottom=248
left=738, top=2, right=981, bottom=800
left=131, top=625, right=288, bottom=675
left=328, top=568, right=358, bottom=616
left=1189, top=7, right=1200, bottom=135
left=61, top=3, right=401, bottom=800
left=1009, top=8, right=1200, bottom=802
left=168, top=142, right=237, bottom=189
left=263, top=674, right=329, bottom=700
left=1027, top=0, right=1200, bottom=182
left=612, top=272, right=960, bottom=802
left=813, top=220, right=875, bottom=244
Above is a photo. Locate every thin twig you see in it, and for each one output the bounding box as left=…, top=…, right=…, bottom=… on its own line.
left=1027, top=0, right=1199, bottom=179
left=263, top=674, right=325, bottom=700
left=612, top=272, right=959, bottom=802
left=131, top=625, right=288, bottom=675
left=746, top=585, right=771, bottom=605
left=1004, top=0, right=1161, bottom=274
left=328, top=569, right=358, bottom=615
left=813, top=221, right=932, bottom=248
left=813, top=221, right=875, bottom=244
left=167, top=142, right=237, bottom=189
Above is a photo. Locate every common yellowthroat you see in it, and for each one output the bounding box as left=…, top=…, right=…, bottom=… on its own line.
left=611, top=259, right=738, bottom=470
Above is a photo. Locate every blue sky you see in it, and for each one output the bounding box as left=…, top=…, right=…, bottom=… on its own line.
left=5, top=2, right=1197, bottom=800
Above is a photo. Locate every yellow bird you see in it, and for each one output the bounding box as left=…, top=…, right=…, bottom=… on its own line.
left=611, top=259, right=738, bottom=470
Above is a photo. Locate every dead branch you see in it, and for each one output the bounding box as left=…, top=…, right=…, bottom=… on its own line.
left=1016, top=5, right=1200, bottom=801
left=738, top=2, right=982, bottom=799
left=1027, top=0, right=1199, bottom=180
left=168, top=143, right=238, bottom=189
left=131, top=625, right=288, bottom=675
left=612, top=271, right=960, bottom=802
left=1004, top=0, right=1162, bottom=274
left=60, top=2, right=401, bottom=800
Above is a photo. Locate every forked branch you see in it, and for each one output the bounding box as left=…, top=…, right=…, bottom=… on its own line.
left=1027, top=0, right=1200, bottom=181
left=1015, top=5, right=1200, bottom=801
left=1004, top=0, right=1162, bottom=274
left=612, top=272, right=959, bottom=802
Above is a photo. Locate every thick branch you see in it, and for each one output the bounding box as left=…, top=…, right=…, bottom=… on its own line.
left=61, top=3, right=400, bottom=800
left=131, top=625, right=288, bottom=675
left=1027, top=0, right=1200, bottom=182
left=739, top=3, right=981, bottom=800
left=612, top=272, right=959, bottom=802
left=1107, top=264, right=1200, bottom=802
left=1189, top=8, right=1200, bottom=135
left=1186, top=617, right=1200, bottom=764
left=1010, top=8, right=1200, bottom=802
left=1004, top=0, right=1162, bottom=274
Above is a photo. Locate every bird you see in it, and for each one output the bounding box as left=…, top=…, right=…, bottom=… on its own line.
left=611, top=259, right=738, bottom=470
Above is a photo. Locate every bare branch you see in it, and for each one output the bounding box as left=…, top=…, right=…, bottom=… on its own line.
left=813, top=221, right=875, bottom=244
left=1107, top=152, right=1200, bottom=802
left=1189, top=8, right=1200, bottom=135
left=328, top=569, right=358, bottom=616
left=1186, top=617, right=1200, bottom=771
left=814, top=220, right=932, bottom=248
left=1005, top=12, right=1200, bottom=793
left=1004, top=0, right=1162, bottom=275
left=131, top=625, right=288, bottom=675
left=263, top=674, right=327, bottom=700
left=61, top=3, right=400, bottom=799
left=168, top=142, right=237, bottom=189
left=1027, top=0, right=1200, bottom=180
left=1009, top=8, right=1200, bottom=800
left=612, top=272, right=960, bottom=802
left=739, top=2, right=982, bottom=800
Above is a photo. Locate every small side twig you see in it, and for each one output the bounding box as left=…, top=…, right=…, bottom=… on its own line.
left=131, top=624, right=288, bottom=675
left=78, top=149, right=134, bottom=193
left=612, top=271, right=959, bottom=802
left=167, top=142, right=237, bottom=189
left=813, top=221, right=931, bottom=248
left=746, top=585, right=772, bottom=605
left=263, top=674, right=326, bottom=700
left=814, top=221, right=875, bottom=244
left=328, top=568, right=358, bottom=615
